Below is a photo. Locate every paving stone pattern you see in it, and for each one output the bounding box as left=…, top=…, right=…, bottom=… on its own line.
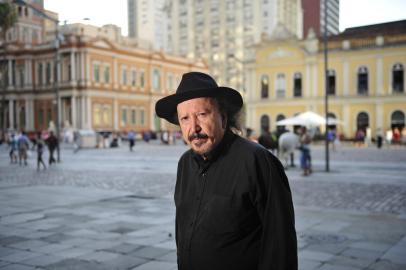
left=1, top=142, right=406, bottom=269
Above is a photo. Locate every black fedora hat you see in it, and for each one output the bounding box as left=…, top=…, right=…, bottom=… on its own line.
left=155, top=72, right=243, bottom=125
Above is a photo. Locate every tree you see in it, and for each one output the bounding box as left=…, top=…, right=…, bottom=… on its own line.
left=0, top=1, right=17, bottom=142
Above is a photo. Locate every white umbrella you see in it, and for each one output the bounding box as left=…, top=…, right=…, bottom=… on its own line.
left=277, top=111, right=326, bottom=126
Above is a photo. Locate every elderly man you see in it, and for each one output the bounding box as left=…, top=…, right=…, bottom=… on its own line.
left=155, top=72, right=297, bottom=270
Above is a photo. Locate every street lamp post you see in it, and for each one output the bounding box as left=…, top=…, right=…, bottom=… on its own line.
left=13, top=0, right=61, bottom=162
left=323, top=0, right=330, bottom=172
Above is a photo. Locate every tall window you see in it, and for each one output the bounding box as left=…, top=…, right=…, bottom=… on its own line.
left=93, top=104, right=101, bottom=126
left=46, top=62, right=51, bottom=85
left=293, top=73, right=302, bottom=97
left=276, top=73, right=285, bottom=98
left=392, top=63, right=404, bottom=93
left=38, top=63, right=43, bottom=85
left=140, top=108, right=145, bottom=125
left=121, top=108, right=128, bottom=126
left=140, top=70, right=145, bottom=88
left=131, top=69, right=137, bottom=86
left=93, top=63, right=100, bottom=83
left=104, top=66, right=110, bottom=83
left=131, top=108, right=137, bottom=125
left=357, top=66, right=368, bottom=95
left=121, top=65, right=127, bottom=85
left=152, top=69, right=161, bottom=91
left=356, top=112, right=369, bottom=132
left=38, top=108, right=44, bottom=126
left=260, top=75, right=269, bottom=99
left=260, top=115, right=270, bottom=132
left=103, top=105, right=112, bottom=126
left=327, top=69, right=336, bottom=95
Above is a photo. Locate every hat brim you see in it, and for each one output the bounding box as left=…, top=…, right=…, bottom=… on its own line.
left=155, top=87, right=243, bottom=125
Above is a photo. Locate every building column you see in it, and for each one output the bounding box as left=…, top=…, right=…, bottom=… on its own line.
left=305, top=64, right=311, bottom=98
left=113, top=57, right=118, bottom=88
left=375, top=103, right=383, bottom=131
left=71, top=95, right=77, bottom=129
left=8, top=99, right=14, bottom=130
left=26, top=99, right=34, bottom=131
left=343, top=60, right=349, bottom=96
left=342, top=104, right=350, bottom=137
left=114, top=98, right=119, bottom=130
left=376, top=56, right=383, bottom=96
left=8, top=59, right=13, bottom=88
left=70, top=51, right=76, bottom=83
left=86, top=96, right=92, bottom=129
left=85, top=52, right=90, bottom=86
left=312, top=64, right=317, bottom=97
left=81, top=96, right=86, bottom=129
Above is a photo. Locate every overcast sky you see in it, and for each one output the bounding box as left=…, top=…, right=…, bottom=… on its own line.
left=44, top=0, right=406, bottom=36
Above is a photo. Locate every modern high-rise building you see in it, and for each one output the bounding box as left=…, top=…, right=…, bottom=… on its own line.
left=302, top=0, right=339, bottom=37
left=127, top=0, right=168, bottom=50
left=164, top=0, right=303, bottom=92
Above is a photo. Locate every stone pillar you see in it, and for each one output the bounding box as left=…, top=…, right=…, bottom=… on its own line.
left=343, top=60, right=349, bottom=96
left=114, top=98, right=118, bottom=130
left=80, top=52, right=85, bottom=84
left=25, top=99, right=34, bottom=131
left=86, top=52, right=90, bottom=86
left=71, top=95, right=77, bottom=129
left=70, top=51, right=76, bottom=82
left=305, top=64, right=311, bottom=98
left=343, top=104, right=350, bottom=137
left=8, top=59, right=13, bottom=87
left=376, top=56, right=383, bottom=96
left=86, top=96, right=92, bottom=129
left=9, top=99, right=14, bottom=130
left=312, top=64, right=317, bottom=97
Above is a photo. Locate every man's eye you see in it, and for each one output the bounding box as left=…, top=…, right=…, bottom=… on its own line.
left=198, top=112, right=206, bottom=117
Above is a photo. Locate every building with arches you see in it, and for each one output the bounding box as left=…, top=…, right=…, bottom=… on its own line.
left=0, top=3, right=206, bottom=137
left=245, top=20, right=406, bottom=140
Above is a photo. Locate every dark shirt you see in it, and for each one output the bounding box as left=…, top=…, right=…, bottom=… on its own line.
left=46, top=135, right=58, bottom=150
left=175, top=130, right=297, bottom=270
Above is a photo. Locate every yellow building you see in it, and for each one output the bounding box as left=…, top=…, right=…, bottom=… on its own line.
left=246, top=20, right=406, bottom=140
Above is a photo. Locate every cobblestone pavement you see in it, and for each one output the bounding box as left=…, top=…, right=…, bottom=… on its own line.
left=0, top=141, right=406, bottom=269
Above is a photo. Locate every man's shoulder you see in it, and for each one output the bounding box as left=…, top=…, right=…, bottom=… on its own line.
left=231, top=134, right=270, bottom=157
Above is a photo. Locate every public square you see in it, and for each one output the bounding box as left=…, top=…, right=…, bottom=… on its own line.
left=0, top=141, right=406, bottom=270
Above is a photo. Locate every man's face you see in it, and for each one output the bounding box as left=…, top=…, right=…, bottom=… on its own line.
left=177, top=97, right=226, bottom=155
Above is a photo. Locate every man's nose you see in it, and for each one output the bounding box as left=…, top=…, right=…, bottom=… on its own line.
left=190, top=116, right=202, bottom=133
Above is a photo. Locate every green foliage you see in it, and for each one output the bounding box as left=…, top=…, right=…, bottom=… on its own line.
left=0, top=1, right=17, bottom=38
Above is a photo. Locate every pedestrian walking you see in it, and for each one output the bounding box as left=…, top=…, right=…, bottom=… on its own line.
left=155, top=72, right=297, bottom=270
left=36, top=131, right=46, bottom=171
left=17, top=131, right=30, bottom=166
left=128, top=130, right=136, bottom=151
left=8, top=133, right=18, bottom=164
left=45, top=131, right=58, bottom=165
left=299, top=126, right=312, bottom=176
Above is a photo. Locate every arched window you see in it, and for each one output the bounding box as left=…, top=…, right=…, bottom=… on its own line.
left=357, top=66, right=368, bottom=95
left=293, top=73, right=302, bottom=97
left=276, top=114, right=286, bottom=134
left=276, top=73, right=285, bottom=98
left=152, top=69, right=161, bottom=91
left=392, top=63, right=404, bottom=93
left=261, top=75, right=269, bottom=99
left=391, top=110, right=405, bottom=129
left=260, top=115, right=270, bottom=133
left=356, top=112, right=369, bottom=132
left=327, top=69, right=336, bottom=95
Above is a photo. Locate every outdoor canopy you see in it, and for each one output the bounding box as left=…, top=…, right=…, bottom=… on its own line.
left=276, top=111, right=343, bottom=126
